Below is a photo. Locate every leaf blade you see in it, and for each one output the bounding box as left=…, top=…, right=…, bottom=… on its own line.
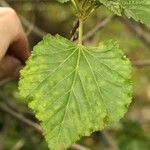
left=99, top=0, right=150, bottom=26
left=19, top=35, right=132, bottom=150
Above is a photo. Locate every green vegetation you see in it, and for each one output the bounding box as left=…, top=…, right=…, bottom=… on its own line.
left=0, top=0, right=150, bottom=150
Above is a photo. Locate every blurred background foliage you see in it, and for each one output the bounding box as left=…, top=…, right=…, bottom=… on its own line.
left=0, top=0, right=150, bottom=150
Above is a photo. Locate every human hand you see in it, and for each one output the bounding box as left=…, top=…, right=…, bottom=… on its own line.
left=0, top=7, right=30, bottom=79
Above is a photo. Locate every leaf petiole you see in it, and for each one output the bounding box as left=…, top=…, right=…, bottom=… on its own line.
left=78, top=19, right=83, bottom=45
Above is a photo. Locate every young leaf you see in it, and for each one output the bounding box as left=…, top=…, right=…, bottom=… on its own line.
left=99, top=0, right=150, bottom=26
left=19, top=35, right=132, bottom=150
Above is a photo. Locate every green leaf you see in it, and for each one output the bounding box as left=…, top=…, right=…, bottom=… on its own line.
left=120, top=0, right=150, bottom=26
left=98, top=0, right=122, bottom=15
left=99, top=0, right=150, bottom=26
left=19, top=34, right=132, bottom=150
left=57, top=0, right=70, bottom=3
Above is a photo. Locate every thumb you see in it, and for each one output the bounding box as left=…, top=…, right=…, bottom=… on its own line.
left=0, top=55, right=22, bottom=79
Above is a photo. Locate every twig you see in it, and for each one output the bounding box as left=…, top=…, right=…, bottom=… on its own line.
left=70, top=19, right=79, bottom=41
left=71, top=144, right=90, bottom=150
left=102, top=131, right=119, bottom=150
left=20, top=16, right=47, bottom=37
left=11, top=139, right=25, bottom=150
left=0, top=77, right=16, bottom=86
left=25, top=16, right=35, bottom=36
left=0, top=102, right=43, bottom=133
left=0, top=91, right=33, bottom=115
left=132, top=60, right=150, bottom=68
left=83, top=15, right=114, bottom=41
left=0, top=102, right=90, bottom=150
left=69, top=15, right=113, bottom=42
left=120, top=17, right=150, bottom=47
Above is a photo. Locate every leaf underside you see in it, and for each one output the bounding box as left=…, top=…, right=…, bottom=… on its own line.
left=57, top=0, right=150, bottom=26
left=19, top=35, right=132, bottom=150
left=99, top=0, right=150, bottom=26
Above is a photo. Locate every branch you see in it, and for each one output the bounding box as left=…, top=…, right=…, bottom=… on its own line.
left=70, top=19, right=79, bottom=41
left=120, top=17, right=150, bottom=47
left=0, top=102, right=43, bottom=134
left=0, top=102, right=90, bottom=150
left=0, top=91, right=33, bottom=115
left=102, top=131, right=119, bottom=150
left=11, top=139, right=25, bottom=150
left=70, top=15, right=113, bottom=42
left=83, top=15, right=114, bottom=41
left=20, top=16, right=47, bottom=37
left=0, top=77, right=16, bottom=86
left=132, top=60, right=150, bottom=68
left=71, top=144, right=90, bottom=150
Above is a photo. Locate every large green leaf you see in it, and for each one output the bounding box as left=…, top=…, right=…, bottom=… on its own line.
left=19, top=35, right=132, bottom=150
left=99, top=0, right=150, bottom=26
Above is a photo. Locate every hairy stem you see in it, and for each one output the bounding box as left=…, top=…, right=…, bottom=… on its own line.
left=78, top=19, right=83, bottom=45
left=71, top=0, right=80, bottom=11
left=82, top=0, right=88, bottom=8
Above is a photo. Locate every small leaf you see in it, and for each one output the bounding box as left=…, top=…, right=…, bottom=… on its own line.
left=19, top=35, right=132, bottom=150
left=99, top=0, right=150, bottom=26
